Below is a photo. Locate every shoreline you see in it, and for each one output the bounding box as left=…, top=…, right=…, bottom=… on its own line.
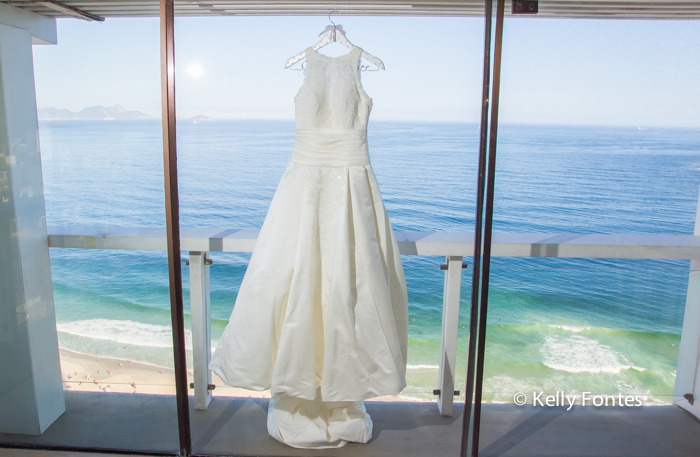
left=59, top=347, right=672, bottom=406
left=58, top=347, right=424, bottom=402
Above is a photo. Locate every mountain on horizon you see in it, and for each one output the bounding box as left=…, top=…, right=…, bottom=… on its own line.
left=38, top=104, right=154, bottom=120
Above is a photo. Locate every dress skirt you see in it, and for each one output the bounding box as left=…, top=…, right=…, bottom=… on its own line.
left=210, top=143, right=408, bottom=448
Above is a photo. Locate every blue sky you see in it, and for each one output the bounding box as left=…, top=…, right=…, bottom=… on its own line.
left=33, top=15, right=700, bottom=126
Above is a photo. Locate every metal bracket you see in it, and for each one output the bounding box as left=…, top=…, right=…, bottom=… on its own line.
left=185, top=259, right=213, bottom=266
left=684, top=393, right=695, bottom=405
left=440, top=262, right=469, bottom=271
left=190, top=383, right=216, bottom=391
left=433, top=389, right=460, bottom=396
left=512, top=0, right=538, bottom=14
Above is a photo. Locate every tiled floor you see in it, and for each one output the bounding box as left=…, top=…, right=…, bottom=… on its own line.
left=1, top=392, right=699, bottom=456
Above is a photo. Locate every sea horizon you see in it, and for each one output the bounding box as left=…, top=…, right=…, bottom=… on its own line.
left=38, top=116, right=700, bottom=129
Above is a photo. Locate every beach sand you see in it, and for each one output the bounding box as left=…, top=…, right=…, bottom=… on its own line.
left=58, top=348, right=418, bottom=402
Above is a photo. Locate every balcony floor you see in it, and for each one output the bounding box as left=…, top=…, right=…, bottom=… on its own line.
left=0, top=392, right=699, bottom=456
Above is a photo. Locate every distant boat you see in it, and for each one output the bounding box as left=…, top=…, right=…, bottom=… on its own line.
left=193, top=121, right=201, bottom=124
left=637, top=127, right=647, bottom=131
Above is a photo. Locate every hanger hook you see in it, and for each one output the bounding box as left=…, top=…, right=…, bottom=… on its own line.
left=328, top=10, right=339, bottom=26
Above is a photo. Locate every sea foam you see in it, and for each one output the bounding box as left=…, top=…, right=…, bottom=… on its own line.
left=406, top=364, right=439, bottom=370
left=57, top=319, right=193, bottom=351
left=540, top=334, right=640, bottom=374
left=548, top=325, right=590, bottom=333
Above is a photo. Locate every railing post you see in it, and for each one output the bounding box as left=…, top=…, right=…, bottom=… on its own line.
left=438, top=255, right=464, bottom=416
left=189, top=251, right=212, bottom=410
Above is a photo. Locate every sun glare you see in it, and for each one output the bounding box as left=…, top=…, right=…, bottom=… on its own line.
left=185, top=63, right=204, bottom=78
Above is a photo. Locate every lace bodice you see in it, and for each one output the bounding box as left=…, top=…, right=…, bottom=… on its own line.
left=294, top=47, right=373, bottom=130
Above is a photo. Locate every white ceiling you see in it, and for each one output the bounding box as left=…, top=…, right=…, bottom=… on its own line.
left=3, top=0, right=700, bottom=20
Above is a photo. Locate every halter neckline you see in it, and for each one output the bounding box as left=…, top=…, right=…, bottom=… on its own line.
left=307, top=46, right=361, bottom=61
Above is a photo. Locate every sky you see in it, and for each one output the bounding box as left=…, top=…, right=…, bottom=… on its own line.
left=32, top=15, right=700, bottom=126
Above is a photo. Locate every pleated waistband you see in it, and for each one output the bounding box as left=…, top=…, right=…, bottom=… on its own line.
left=290, top=128, right=370, bottom=167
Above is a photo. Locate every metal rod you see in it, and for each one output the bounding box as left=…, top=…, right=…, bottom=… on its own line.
left=471, top=1, right=505, bottom=456
left=460, top=1, right=493, bottom=456
left=159, top=0, right=192, bottom=455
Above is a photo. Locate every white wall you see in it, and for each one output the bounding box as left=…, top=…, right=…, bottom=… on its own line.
left=0, top=5, right=63, bottom=434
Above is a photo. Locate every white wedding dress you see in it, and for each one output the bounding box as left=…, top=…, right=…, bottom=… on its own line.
left=209, top=46, right=408, bottom=449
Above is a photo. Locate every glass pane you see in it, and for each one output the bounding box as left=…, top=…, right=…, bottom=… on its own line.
left=483, top=258, right=685, bottom=406
left=173, top=15, right=485, bottom=455
left=0, top=17, right=180, bottom=452
left=54, top=251, right=179, bottom=395
left=480, top=16, right=700, bottom=456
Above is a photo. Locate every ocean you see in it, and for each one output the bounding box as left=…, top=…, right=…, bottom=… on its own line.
left=40, top=119, right=700, bottom=402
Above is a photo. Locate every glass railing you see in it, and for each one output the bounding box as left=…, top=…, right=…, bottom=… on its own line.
left=193, top=252, right=258, bottom=398
left=393, top=260, right=471, bottom=402
left=480, top=258, right=685, bottom=407
left=51, top=249, right=179, bottom=390
left=203, top=259, right=472, bottom=403
left=19, top=231, right=694, bottom=457
left=44, top=250, right=181, bottom=452
left=19, top=40, right=182, bottom=447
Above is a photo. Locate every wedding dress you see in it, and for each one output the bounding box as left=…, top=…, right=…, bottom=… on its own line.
left=209, top=46, right=408, bottom=449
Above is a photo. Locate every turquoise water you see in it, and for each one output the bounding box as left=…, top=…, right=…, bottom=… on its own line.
left=41, top=120, right=699, bottom=402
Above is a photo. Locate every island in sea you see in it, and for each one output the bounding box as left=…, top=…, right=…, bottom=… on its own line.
left=38, top=104, right=154, bottom=120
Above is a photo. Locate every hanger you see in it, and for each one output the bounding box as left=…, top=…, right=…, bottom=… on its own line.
left=285, top=10, right=385, bottom=71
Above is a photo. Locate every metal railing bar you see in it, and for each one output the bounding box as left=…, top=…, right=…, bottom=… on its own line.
left=471, top=1, right=505, bottom=456
left=46, top=227, right=700, bottom=260
left=461, top=0, right=493, bottom=455
left=159, top=0, right=191, bottom=454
